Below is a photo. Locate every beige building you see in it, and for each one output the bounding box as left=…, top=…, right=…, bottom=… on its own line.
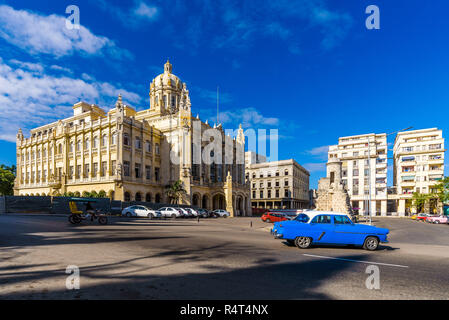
left=14, top=60, right=251, bottom=216
left=328, top=133, right=388, bottom=215
left=392, top=128, right=445, bottom=215
left=245, top=158, right=310, bottom=209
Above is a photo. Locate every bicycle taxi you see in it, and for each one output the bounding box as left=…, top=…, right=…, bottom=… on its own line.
left=68, top=198, right=108, bottom=225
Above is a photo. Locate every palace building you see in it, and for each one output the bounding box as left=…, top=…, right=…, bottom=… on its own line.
left=14, top=61, right=251, bottom=216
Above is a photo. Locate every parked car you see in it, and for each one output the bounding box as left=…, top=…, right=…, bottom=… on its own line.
left=185, top=208, right=199, bottom=217
left=261, top=212, right=289, bottom=223
left=415, top=213, right=433, bottom=222
left=426, top=215, right=449, bottom=224
left=158, top=207, right=183, bottom=218
left=176, top=207, right=192, bottom=218
left=212, top=209, right=230, bottom=218
left=271, top=211, right=389, bottom=251
left=196, top=208, right=210, bottom=218
left=121, top=205, right=161, bottom=219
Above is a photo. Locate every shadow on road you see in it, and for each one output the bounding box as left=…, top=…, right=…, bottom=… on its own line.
left=0, top=249, right=369, bottom=299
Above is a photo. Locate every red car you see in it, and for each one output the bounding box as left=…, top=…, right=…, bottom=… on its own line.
left=261, top=212, right=289, bottom=223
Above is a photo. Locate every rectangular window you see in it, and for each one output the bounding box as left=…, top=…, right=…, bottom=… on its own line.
left=135, top=163, right=141, bottom=178
left=155, top=167, right=160, bottom=181
left=146, top=165, right=151, bottom=180
left=84, top=164, right=89, bottom=178
left=101, top=161, right=107, bottom=176
left=76, top=165, right=81, bottom=178
left=111, top=161, right=116, bottom=176
left=124, top=161, right=130, bottom=177
left=93, top=163, right=98, bottom=176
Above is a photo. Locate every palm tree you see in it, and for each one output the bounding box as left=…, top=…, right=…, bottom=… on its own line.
left=164, top=180, right=187, bottom=204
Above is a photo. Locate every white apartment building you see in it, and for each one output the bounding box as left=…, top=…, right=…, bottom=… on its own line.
left=328, top=133, right=388, bottom=215
left=393, top=128, right=445, bottom=214
left=246, top=159, right=310, bottom=209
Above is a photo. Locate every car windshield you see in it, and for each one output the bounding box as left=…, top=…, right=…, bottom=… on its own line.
left=295, top=214, right=309, bottom=223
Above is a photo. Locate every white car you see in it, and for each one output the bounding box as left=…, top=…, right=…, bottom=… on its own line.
left=177, top=207, right=192, bottom=217
left=212, top=209, right=230, bottom=217
left=122, top=205, right=161, bottom=219
left=158, top=207, right=183, bottom=218
left=185, top=208, right=199, bottom=217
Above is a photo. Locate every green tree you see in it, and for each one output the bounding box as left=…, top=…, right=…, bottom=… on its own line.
left=90, top=190, right=98, bottom=198
left=98, top=190, right=106, bottom=198
left=164, top=180, right=186, bottom=204
left=82, top=191, right=91, bottom=198
left=411, top=192, right=430, bottom=213
left=0, top=164, right=16, bottom=195
left=434, top=176, right=449, bottom=204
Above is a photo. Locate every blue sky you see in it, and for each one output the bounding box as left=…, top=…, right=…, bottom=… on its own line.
left=0, top=0, right=448, bottom=188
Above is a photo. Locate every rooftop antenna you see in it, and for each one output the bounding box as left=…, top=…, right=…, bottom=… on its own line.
left=216, top=86, right=219, bottom=125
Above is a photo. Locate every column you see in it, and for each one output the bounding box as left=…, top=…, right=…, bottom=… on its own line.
left=398, top=199, right=406, bottom=217
left=381, top=200, right=387, bottom=216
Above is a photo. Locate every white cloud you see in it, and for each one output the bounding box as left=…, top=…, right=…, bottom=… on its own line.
left=133, top=2, right=159, bottom=20
left=0, top=59, right=142, bottom=142
left=95, top=0, right=159, bottom=28
left=212, top=107, right=279, bottom=128
left=0, top=5, right=131, bottom=59
left=303, top=162, right=326, bottom=173
left=307, top=145, right=330, bottom=159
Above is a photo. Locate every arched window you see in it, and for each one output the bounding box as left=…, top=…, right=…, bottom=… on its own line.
left=77, top=140, right=81, bottom=151
left=124, top=192, right=131, bottom=202
left=69, top=141, right=74, bottom=153
left=135, top=136, right=141, bottom=149
left=145, top=193, right=152, bottom=202
left=155, top=143, right=160, bottom=155
left=155, top=193, right=161, bottom=203
left=85, top=138, right=90, bottom=149
left=146, top=140, right=152, bottom=153
left=58, top=144, right=63, bottom=154
left=135, top=192, right=142, bottom=202
left=111, top=132, right=117, bottom=145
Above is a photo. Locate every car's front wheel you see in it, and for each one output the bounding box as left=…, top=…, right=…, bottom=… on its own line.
left=148, top=213, right=153, bottom=220
left=126, top=212, right=132, bottom=217
left=434, top=220, right=439, bottom=224
left=171, top=214, right=177, bottom=219
left=363, top=236, right=379, bottom=251
left=295, top=236, right=312, bottom=249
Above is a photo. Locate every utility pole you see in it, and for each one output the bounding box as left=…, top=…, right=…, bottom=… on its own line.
left=367, top=135, right=372, bottom=225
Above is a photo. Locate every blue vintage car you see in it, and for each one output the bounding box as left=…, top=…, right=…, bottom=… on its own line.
left=271, top=211, right=389, bottom=251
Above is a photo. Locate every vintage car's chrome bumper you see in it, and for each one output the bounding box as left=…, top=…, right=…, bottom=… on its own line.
left=271, top=228, right=283, bottom=239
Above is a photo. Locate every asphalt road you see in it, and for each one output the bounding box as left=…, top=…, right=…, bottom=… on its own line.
left=0, top=214, right=448, bottom=300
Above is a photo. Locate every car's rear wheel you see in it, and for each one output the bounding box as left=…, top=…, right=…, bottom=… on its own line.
left=363, top=236, right=379, bottom=251
left=267, top=219, right=272, bottom=223
left=295, top=236, right=312, bottom=249
left=171, top=214, right=177, bottom=219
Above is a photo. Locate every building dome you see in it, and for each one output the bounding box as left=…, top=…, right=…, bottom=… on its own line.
left=151, top=60, right=182, bottom=89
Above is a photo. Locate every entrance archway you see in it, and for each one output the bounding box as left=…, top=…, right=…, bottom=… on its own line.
left=202, top=194, right=210, bottom=209
left=212, top=194, right=226, bottom=210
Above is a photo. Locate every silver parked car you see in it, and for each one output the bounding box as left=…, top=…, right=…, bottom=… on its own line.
left=121, top=205, right=162, bottom=219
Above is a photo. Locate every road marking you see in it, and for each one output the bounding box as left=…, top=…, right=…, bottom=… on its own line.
left=303, top=254, right=409, bottom=268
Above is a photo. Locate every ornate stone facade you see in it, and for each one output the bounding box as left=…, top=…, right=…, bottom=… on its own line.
left=15, top=61, right=251, bottom=216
